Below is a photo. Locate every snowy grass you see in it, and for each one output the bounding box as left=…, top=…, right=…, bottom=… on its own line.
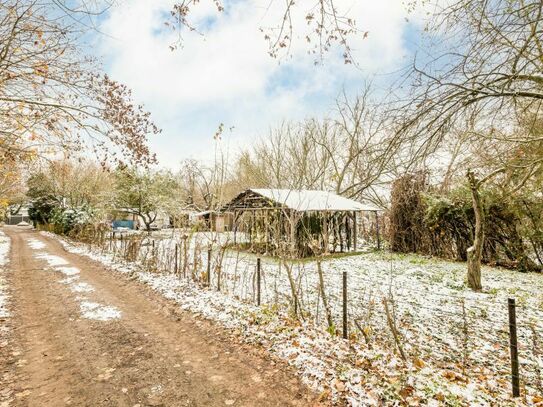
left=47, top=231, right=543, bottom=406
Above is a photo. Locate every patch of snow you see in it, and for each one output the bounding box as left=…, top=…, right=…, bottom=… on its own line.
left=59, top=276, right=80, bottom=285
left=27, top=238, right=46, bottom=250
left=69, top=282, right=95, bottom=293
left=56, top=266, right=80, bottom=276
left=35, top=252, right=70, bottom=267
left=32, top=239, right=121, bottom=322
left=80, top=301, right=121, bottom=321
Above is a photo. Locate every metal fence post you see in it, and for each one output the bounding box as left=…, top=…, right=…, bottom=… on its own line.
left=343, top=271, right=348, bottom=339
left=508, top=298, right=520, bottom=397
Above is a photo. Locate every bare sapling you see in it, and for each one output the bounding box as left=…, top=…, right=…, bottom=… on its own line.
left=317, top=260, right=334, bottom=332
left=295, top=263, right=306, bottom=319
left=354, top=289, right=374, bottom=347
left=284, top=260, right=301, bottom=320
left=315, top=279, right=321, bottom=326
left=383, top=294, right=407, bottom=362
left=182, top=234, right=189, bottom=278
left=192, top=240, right=200, bottom=281
left=529, top=324, right=543, bottom=394
left=232, top=249, right=241, bottom=293
left=215, top=244, right=227, bottom=291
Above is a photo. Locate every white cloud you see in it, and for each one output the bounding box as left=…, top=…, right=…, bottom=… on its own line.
left=96, top=0, right=424, bottom=168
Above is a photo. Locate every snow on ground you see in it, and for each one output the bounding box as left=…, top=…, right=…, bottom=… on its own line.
left=35, top=252, right=70, bottom=267
left=27, top=238, right=46, bottom=250
left=46, top=231, right=543, bottom=406
left=80, top=301, right=121, bottom=321
left=69, top=282, right=95, bottom=293
left=0, top=230, right=11, bottom=319
left=0, top=231, right=12, bottom=407
left=29, top=237, right=121, bottom=322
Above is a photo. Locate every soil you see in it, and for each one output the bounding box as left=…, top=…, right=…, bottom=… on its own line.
left=0, top=226, right=318, bottom=407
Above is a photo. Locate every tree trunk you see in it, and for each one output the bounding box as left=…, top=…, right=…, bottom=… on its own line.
left=467, top=170, right=483, bottom=291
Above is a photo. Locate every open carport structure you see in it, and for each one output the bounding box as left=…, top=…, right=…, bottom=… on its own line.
left=222, top=188, right=382, bottom=257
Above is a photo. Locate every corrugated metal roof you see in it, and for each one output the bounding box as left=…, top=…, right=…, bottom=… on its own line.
left=249, top=189, right=381, bottom=212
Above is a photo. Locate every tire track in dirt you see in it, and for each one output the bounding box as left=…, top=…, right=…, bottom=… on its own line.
left=4, top=226, right=316, bottom=407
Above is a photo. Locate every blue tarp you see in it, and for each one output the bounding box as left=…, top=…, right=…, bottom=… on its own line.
left=112, top=220, right=135, bottom=229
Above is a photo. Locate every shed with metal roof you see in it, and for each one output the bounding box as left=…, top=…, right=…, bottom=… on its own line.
left=223, top=188, right=382, bottom=257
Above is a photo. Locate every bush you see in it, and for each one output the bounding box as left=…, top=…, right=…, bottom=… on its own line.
left=49, top=205, right=96, bottom=234
left=389, top=173, right=542, bottom=272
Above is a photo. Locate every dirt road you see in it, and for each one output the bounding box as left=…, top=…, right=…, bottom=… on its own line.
left=0, top=227, right=315, bottom=407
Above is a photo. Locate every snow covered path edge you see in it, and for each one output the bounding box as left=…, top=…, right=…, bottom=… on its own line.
left=0, top=230, right=11, bottom=318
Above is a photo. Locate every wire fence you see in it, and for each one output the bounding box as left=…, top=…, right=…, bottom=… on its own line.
left=74, top=228, right=543, bottom=401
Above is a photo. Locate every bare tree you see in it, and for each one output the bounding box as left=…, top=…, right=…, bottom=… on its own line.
left=234, top=87, right=401, bottom=207
left=168, top=0, right=362, bottom=63
left=394, top=0, right=543, bottom=288
left=0, top=0, right=159, bottom=167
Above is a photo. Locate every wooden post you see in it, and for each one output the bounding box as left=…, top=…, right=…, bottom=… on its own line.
left=342, top=271, right=348, bottom=339
left=183, top=237, right=188, bottom=278
left=508, top=298, right=520, bottom=397
left=233, top=210, right=238, bottom=245
left=290, top=210, right=297, bottom=256
left=207, top=247, right=211, bottom=287
left=265, top=211, right=269, bottom=253
left=375, top=211, right=381, bottom=250
left=256, top=258, right=261, bottom=306
left=342, top=215, right=347, bottom=252
left=250, top=210, right=255, bottom=248
left=323, top=213, right=329, bottom=254
left=174, top=244, right=178, bottom=274
left=352, top=211, right=357, bottom=251
left=217, top=264, right=221, bottom=291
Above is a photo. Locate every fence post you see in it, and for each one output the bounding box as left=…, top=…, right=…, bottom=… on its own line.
left=207, top=248, right=211, bottom=287
left=342, top=271, right=348, bottom=339
left=375, top=212, right=381, bottom=250
left=174, top=244, right=178, bottom=274
left=508, top=298, right=520, bottom=397
left=256, top=258, right=261, bottom=306
left=183, top=237, right=188, bottom=278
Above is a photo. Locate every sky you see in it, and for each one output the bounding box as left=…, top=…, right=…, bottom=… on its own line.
left=92, top=0, right=429, bottom=169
